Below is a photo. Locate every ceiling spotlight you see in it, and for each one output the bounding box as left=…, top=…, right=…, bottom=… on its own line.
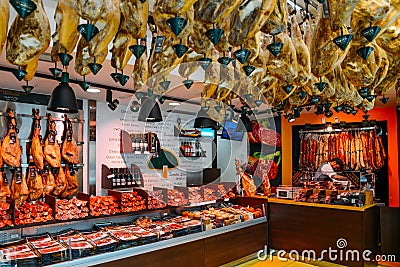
left=47, top=72, right=78, bottom=114
left=106, top=89, right=113, bottom=103
left=108, top=99, right=119, bottom=111
left=324, top=109, right=333, bottom=118
left=194, top=107, right=217, bottom=129
left=293, top=107, right=301, bottom=118
left=326, top=122, right=333, bottom=131
left=138, top=96, right=163, bottom=122
left=130, top=101, right=140, bottom=112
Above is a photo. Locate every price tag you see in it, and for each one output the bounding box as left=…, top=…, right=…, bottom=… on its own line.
left=351, top=199, right=356, bottom=204
left=224, top=198, right=230, bottom=202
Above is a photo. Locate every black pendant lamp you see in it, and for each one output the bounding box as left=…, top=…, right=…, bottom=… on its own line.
left=236, top=107, right=252, bottom=132
left=138, top=96, right=163, bottom=122
left=47, top=72, right=78, bottom=113
left=194, top=107, right=217, bottom=129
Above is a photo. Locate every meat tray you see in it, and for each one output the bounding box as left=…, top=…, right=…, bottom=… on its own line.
left=166, top=188, right=188, bottom=207
left=54, top=229, right=95, bottom=259
left=37, top=244, right=68, bottom=266
left=82, top=231, right=118, bottom=254
left=105, top=227, right=140, bottom=248
left=45, top=195, right=89, bottom=221
left=0, top=239, right=39, bottom=267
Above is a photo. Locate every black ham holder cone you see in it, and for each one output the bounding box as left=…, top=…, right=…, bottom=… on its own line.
left=110, top=71, right=121, bottom=83
left=118, top=73, right=130, bottom=86
left=58, top=53, right=73, bottom=66
left=310, top=96, right=321, bottom=105
left=333, top=34, right=353, bottom=51
left=206, top=28, right=224, bottom=45
left=78, top=23, right=99, bottom=42
left=283, top=84, right=294, bottom=94
left=233, top=48, right=251, bottom=64
left=366, top=94, right=376, bottom=102
left=22, top=81, right=34, bottom=94
left=166, top=16, right=187, bottom=37
left=267, top=42, right=283, bottom=57
left=379, top=97, right=389, bottom=104
left=79, top=77, right=90, bottom=91
left=361, top=26, right=381, bottom=42
left=314, top=77, right=327, bottom=92
left=49, top=66, right=62, bottom=79
left=172, top=43, right=188, bottom=58
left=243, top=65, right=255, bottom=76
left=297, top=90, right=307, bottom=99
left=255, top=100, right=263, bottom=107
left=129, top=44, right=146, bottom=59
left=183, top=79, right=194, bottom=89
left=357, top=46, right=374, bottom=60
left=159, top=80, right=171, bottom=91
left=217, top=56, right=232, bottom=67
left=198, top=57, right=212, bottom=70
left=88, top=58, right=102, bottom=75
left=10, top=0, right=37, bottom=19
left=12, top=67, right=27, bottom=81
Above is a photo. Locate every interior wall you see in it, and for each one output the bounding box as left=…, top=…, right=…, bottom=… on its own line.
left=281, top=107, right=399, bottom=207
left=217, top=135, right=248, bottom=183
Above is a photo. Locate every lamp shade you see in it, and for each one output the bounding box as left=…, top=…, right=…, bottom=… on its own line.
left=194, top=108, right=217, bottom=129
left=138, top=97, right=163, bottom=122
left=47, top=72, right=78, bottom=113
left=236, top=113, right=252, bottom=132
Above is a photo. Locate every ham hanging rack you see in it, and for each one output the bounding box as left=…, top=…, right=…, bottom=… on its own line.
left=299, top=126, right=378, bottom=134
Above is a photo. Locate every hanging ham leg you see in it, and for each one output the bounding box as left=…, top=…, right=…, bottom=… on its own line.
left=52, top=167, right=66, bottom=197
left=61, top=115, right=79, bottom=164
left=11, top=168, right=29, bottom=205
left=27, top=156, right=43, bottom=201
left=42, top=164, right=55, bottom=196
left=44, top=114, right=61, bottom=168
left=61, top=164, right=79, bottom=198
left=0, top=0, right=9, bottom=54
left=30, top=109, right=44, bottom=170
left=6, top=0, right=50, bottom=81
left=1, top=109, right=22, bottom=168
left=0, top=169, right=11, bottom=202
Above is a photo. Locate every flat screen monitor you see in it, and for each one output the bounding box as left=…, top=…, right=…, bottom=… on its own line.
left=221, top=120, right=245, bottom=141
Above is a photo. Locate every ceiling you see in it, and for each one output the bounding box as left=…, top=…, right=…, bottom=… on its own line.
left=0, top=0, right=397, bottom=112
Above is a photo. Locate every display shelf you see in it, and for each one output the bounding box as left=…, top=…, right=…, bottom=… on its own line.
left=46, top=217, right=267, bottom=267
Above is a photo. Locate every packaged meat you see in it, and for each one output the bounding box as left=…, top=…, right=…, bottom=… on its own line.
left=93, top=237, right=117, bottom=247
left=107, top=229, right=139, bottom=241
left=90, top=196, right=120, bottom=216
left=70, top=241, right=94, bottom=250
left=15, top=201, right=54, bottom=225
left=84, top=232, right=109, bottom=241
left=58, top=234, right=85, bottom=242
left=147, top=190, right=167, bottom=210
left=55, top=197, right=89, bottom=220
left=5, top=250, right=38, bottom=260
left=38, top=244, right=67, bottom=254
left=0, top=244, right=31, bottom=254
left=31, top=240, right=60, bottom=249
left=167, top=189, right=188, bottom=206
left=120, top=192, right=146, bottom=213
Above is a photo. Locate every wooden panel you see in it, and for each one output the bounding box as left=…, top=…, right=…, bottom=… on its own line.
left=269, top=202, right=378, bottom=267
left=95, top=239, right=205, bottom=267
left=380, top=207, right=400, bottom=259
left=204, top=223, right=267, bottom=267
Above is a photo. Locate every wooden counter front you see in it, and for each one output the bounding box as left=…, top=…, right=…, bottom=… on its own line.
left=268, top=199, right=379, bottom=267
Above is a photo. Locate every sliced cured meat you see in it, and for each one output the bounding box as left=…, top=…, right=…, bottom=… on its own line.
left=84, top=232, right=108, bottom=241
left=31, top=240, right=60, bottom=249
left=93, top=237, right=117, bottom=247
left=70, top=241, right=93, bottom=249
left=5, top=251, right=37, bottom=260
left=38, top=244, right=66, bottom=254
